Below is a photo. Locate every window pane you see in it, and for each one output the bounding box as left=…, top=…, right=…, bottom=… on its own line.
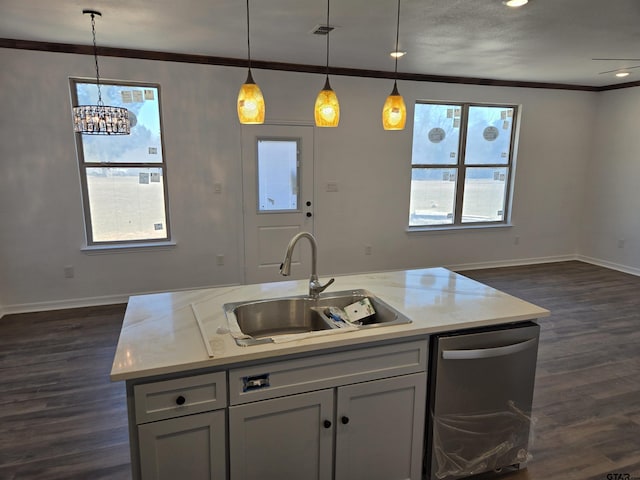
left=76, top=83, right=163, bottom=164
left=464, top=106, right=514, bottom=165
left=86, top=167, right=168, bottom=242
left=411, top=104, right=461, bottom=165
left=409, top=168, right=457, bottom=226
left=461, top=167, right=508, bottom=223
left=257, top=140, right=299, bottom=212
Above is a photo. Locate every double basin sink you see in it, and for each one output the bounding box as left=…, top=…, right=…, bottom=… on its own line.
left=224, top=289, right=411, bottom=346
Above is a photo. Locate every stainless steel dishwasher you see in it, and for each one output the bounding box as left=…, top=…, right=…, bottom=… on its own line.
left=425, top=321, right=540, bottom=480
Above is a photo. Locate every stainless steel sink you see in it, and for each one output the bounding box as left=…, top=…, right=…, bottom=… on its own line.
left=224, top=289, right=411, bottom=346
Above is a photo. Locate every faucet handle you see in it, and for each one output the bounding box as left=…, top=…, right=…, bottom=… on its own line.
left=318, top=278, right=335, bottom=293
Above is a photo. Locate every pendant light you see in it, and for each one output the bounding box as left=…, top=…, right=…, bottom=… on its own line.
left=237, top=0, right=265, bottom=124
left=382, top=0, right=407, bottom=131
left=314, top=0, right=340, bottom=127
left=72, top=10, right=130, bottom=135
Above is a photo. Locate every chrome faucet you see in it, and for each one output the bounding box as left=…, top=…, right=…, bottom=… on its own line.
left=280, top=232, right=335, bottom=299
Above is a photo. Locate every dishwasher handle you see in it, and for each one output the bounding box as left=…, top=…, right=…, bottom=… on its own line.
left=442, top=337, right=537, bottom=360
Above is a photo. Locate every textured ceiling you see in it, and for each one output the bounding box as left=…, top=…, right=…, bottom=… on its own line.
left=2, top=0, right=640, bottom=88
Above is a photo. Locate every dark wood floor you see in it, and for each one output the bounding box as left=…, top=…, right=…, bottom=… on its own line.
left=462, top=261, right=640, bottom=480
left=0, top=261, right=638, bottom=479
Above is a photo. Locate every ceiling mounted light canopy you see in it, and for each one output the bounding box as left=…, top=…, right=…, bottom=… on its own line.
left=72, top=10, right=130, bottom=135
left=314, top=0, right=340, bottom=127
left=382, top=0, right=407, bottom=131
left=237, top=0, right=265, bottom=124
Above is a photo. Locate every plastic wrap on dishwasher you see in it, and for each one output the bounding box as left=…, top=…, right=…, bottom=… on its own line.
left=432, top=400, right=535, bottom=479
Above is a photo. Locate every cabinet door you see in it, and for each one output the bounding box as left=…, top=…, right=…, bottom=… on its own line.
left=138, top=410, right=226, bottom=480
left=335, top=373, right=427, bottom=480
left=229, top=389, right=334, bottom=480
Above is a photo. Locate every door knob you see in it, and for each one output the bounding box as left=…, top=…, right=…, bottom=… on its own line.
left=306, top=212, right=312, bottom=218
left=341, top=416, right=349, bottom=425
left=323, top=420, right=332, bottom=428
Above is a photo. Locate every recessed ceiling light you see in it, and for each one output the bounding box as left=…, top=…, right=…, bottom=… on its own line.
left=390, top=51, right=406, bottom=58
left=503, top=0, right=529, bottom=7
left=616, top=72, right=631, bottom=78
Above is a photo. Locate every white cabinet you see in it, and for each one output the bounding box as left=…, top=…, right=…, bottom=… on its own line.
left=229, top=389, right=334, bottom=480
left=128, top=340, right=428, bottom=480
left=228, top=340, right=428, bottom=480
left=138, top=409, right=226, bottom=480
left=132, top=372, right=227, bottom=480
left=229, top=374, right=425, bottom=480
left=335, top=373, right=426, bottom=480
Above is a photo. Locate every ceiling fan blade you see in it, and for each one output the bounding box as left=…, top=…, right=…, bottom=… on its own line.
left=593, top=58, right=640, bottom=61
left=598, top=65, right=640, bottom=74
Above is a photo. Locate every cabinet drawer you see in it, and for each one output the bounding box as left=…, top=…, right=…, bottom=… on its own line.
left=229, top=339, right=427, bottom=405
left=134, top=371, right=227, bottom=424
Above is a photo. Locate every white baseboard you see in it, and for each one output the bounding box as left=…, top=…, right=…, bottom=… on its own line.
left=3, top=256, right=638, bottom=318
left=1, top=293, right=131, bottom=318
left=447, top=254, right=579, bottom=272
left=576, top=255, right=640, bottom=277
left=0, top=282, right=242, bottom=319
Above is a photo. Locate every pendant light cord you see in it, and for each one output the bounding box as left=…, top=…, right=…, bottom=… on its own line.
left=394, top=0, right=400, bottom=78
left=325, top=0, right=330, bottom=78
left=246, top=0, right=252, bottom=71
left=89, top=12, right=104, bottom=106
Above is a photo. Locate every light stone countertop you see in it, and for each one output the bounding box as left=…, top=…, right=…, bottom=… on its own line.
left=110, top=268, right=549, bottom=381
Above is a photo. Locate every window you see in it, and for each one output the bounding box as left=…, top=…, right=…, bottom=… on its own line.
left=409, top=102, right=518, bottom=228
left=257, top=138, right=299, bottom=212
left=71, top=80, right=171, bottom=245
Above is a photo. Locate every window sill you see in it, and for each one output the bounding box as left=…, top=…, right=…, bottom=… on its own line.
left=406, top=223, right=513, bottom=234
left=81, top=241, right=177, bottom=255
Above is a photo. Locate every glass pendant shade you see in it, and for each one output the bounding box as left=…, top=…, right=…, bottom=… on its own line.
left=382, top=82, right=406, bottom=130
left=237, top=70, right=265, bottom=124
left=314, top=77, right=340, bottom=127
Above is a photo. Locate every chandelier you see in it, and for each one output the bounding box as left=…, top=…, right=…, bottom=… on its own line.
left=72, top=10, right=130, bottom=135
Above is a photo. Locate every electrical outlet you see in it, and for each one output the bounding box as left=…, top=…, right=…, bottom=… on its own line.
left=216, top=254, right=225, bottom=266
left=364, top=245, right=373, bottom=255
left=326, top=182, right=339, bottom=192
left=514, top=236, right=520, bottom=245
left=213, top=183, right=222, bottom=194
left=64, top=265, right=74, bottom=279
left=617, top=239, right=625, bottom=248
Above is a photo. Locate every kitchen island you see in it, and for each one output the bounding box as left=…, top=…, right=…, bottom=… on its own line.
left=111, top=267, right=549, bottom=480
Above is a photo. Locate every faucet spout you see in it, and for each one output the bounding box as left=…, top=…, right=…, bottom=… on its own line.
left=279, top=232, right=334, bottom=299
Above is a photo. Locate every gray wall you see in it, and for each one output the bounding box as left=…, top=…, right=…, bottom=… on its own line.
left=0, top=47, right=609, bottom=314
left=580, top=87, right=640, bottom=271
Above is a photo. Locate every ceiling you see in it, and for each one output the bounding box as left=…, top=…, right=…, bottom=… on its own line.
left=2, top=0, right=640, bottom=88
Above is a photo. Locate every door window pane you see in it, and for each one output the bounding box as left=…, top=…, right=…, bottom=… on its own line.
left=86, top=167, right=167, bottom=242
left=409, top=168, right=457, bottom=226
left=411, top=104, right=461, bottom=165
left=464, top=106, right=514, bottom=165
left=257, top=140, right=299, bottom=212
left=461, top=167, right=508, bottom=223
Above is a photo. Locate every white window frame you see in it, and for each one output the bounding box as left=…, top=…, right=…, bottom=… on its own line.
left=70, top=78, right=172, bottom=246
left=409, top=101, right=519, bottom=230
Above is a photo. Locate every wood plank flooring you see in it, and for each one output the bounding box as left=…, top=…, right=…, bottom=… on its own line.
left=0, top=260, right=638, bottom=479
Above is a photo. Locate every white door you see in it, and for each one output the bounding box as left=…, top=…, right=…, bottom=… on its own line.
left=242, top=124, right=314, bottom=284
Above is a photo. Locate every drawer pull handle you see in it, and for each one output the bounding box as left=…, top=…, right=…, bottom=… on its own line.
left=341, top=416, right=350, bottom=425
left=323, top=420, right=332, bottom=429
left=175, top=395, right=186, bottom=406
